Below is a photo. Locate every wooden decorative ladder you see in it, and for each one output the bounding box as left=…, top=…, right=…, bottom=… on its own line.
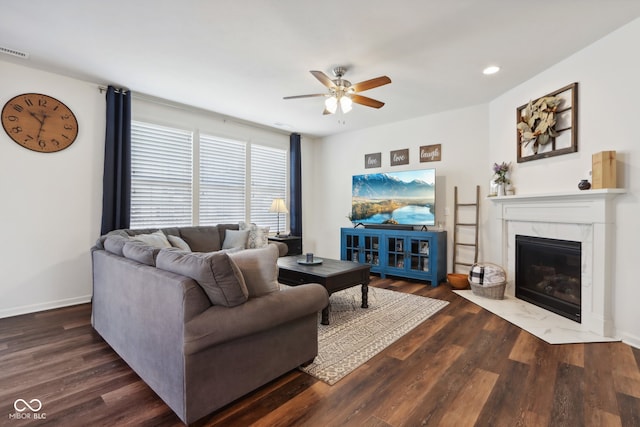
left=452, top=185, right=480, bottom=273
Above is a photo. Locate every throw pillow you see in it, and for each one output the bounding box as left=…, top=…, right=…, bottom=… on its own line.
left=156, top=249, right=248, bottom=307
left=122, top=241, right=160, bottom=266
left=228, top=244, right=279, bottom=297
left=178, top=226, right=221, bottom=252
left=131, top=230, right=172, bottom=249
left=239, top=221, right=270, bottom=249
left=167, top=234, right=192, bottom=251
left=222, top=229, right=249, bottom=250
left=103, top=235, right=130, bottom=256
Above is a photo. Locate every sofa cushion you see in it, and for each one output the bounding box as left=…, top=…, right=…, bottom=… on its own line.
left=159, top=227, right=181, bottom=238
left=156, top=249, right=248, bottom=307
left=122, top=241, right=160, bottom=266
left=131, top=230, right=172, bottom=248
left=168, top=235, right=192, bottom=251
left=179, top=226, right=221, bottom=252
left=228, top=244, right=279, bottom=297
left=104, top=235, right=130, bottom=256
left=222, top=229, right=249, bottom=250
left=216, top=223, right=240, bottom=247
left=239, top=222, right=269, bottom=249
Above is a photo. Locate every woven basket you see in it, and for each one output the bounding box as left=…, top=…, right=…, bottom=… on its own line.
left=468, top=262, right=507, bottom=300
left=469, top=280, right=506, bottom=300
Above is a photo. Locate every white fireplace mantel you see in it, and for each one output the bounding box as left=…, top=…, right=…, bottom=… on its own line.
left=489, top=188, right=625, bottom=339
left=490, top=189, right=625, bottom=224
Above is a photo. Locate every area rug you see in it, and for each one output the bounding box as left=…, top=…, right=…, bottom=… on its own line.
left=300, top=286, right=448, bottom=385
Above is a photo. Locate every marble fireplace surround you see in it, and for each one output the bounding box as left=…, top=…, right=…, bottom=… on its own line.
left=456, top=189, right=625, bottom=344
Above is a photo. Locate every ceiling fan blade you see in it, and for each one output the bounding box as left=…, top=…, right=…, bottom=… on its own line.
left=322, top=108, right=333, bottom=115
left=310, top=70, right=337, bottom=89
left=351, top=76, right=392, bottom=93
left=351, top=94, right=385, bottom=109
left=283, top=93, right=326, bottom=100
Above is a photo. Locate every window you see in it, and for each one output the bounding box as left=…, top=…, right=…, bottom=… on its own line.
left=250, top=145, right=287, bottom=232
left=199, top=134, right=246, bottom=225
left=130, top=122, right=193, bottom=228
left=130, top=120, right=287, bottom=230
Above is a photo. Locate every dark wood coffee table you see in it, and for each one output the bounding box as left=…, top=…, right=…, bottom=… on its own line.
left=277, top=256, right=370, bottom=325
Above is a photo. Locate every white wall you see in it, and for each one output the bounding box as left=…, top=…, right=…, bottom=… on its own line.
left=0, top=61, right=105, bottom=318
left=308, top=104, right=491, bottom=272
left=488, top=18, right=640, bottom=346
left=133, top=96, right=290, bottom=151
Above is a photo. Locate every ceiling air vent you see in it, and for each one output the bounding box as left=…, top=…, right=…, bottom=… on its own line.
left=0, top=46, right=29, bottom=59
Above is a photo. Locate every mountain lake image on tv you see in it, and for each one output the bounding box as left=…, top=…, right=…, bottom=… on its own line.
left=351, top=169, right=435, bottom=226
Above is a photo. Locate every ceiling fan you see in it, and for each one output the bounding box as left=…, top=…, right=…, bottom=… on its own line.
left=283, top=66, right=391, bottom=115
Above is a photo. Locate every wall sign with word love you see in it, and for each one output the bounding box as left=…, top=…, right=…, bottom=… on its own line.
left=390, top=148, right=409, bottom=166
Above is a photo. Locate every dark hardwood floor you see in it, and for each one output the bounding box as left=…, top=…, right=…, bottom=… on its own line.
left=1, top=277, right=639, bottom=426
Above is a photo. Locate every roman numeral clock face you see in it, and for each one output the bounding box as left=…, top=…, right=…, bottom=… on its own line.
left=2, top=93, right=78, bottom=153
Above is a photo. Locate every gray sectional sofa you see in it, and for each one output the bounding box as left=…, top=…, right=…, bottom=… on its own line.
left=91, top=225, right=328, bottom=424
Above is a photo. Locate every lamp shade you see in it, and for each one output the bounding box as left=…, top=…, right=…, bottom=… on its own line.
left=268, top=198, right=289, bottom=214
left=340, top=95, right=353, bottom=113
left=324, top=96, right=338, bottom=114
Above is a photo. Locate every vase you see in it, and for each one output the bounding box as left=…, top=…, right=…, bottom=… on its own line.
left=489, top=180, right=498, bottom=197
left=578, top=179, right=591, bottom=190
left=496, top=183, right=506, bottom=196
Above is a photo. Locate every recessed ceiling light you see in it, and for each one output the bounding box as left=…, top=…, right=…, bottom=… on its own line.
left=483, top=65, right=500, bottom=75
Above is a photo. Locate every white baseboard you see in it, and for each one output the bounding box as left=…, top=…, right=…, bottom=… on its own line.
left=622, top=332, right=640, bottom=350
left=0, top=295, right=92, bottom=319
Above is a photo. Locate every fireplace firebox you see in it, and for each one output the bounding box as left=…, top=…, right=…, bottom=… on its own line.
left=515, top=235, right=581, bottom=323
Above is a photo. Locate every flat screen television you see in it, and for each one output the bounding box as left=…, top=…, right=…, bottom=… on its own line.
left=351, top=168, right=436, bottom=226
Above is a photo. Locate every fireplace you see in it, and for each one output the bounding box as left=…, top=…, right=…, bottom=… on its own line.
left=515, top=235, right=581, bottom=323
left=489, top=189, right=625, bottom=340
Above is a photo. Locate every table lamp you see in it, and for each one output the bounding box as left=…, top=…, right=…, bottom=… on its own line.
left=268, top=198, right=289, bottom=236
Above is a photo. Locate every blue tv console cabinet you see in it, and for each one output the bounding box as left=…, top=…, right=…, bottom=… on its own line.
left=340, top=227, right=447, bottom=287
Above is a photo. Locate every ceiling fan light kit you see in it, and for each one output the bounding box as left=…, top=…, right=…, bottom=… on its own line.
left=340, top=96, right=353, bottom=113
left=284, top=66, right=391, bottom=115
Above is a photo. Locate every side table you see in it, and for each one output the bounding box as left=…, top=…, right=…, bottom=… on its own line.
left=268, top=235, right=302, bottom=255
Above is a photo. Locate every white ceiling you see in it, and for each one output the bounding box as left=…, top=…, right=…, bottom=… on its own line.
left=2, top=1, right=640, bottom=137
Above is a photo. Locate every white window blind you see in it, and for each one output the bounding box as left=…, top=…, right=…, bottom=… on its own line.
left=250, top=145, right=287, bottom=231
left=130, top=121, right=193, bottom=228
left=199, top=134, right=246, bottom=225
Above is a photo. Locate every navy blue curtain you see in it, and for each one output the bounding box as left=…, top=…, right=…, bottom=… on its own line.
left=100, top=86, right=131, bottom=235
left=290, top=133, right=302, bottom=237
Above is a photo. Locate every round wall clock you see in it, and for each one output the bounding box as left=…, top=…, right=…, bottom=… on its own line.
left=1, top=93, right=79, bottom=153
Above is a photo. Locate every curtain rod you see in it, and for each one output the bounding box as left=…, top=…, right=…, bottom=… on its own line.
left=98, top=86, right=129, bottom=94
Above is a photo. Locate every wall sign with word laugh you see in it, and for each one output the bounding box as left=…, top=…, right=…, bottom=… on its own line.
left=364, top=152, right=381, bottom=169
left=420, top=144, right=442, bottom=162
left=390, top=149, right=409, bottom=166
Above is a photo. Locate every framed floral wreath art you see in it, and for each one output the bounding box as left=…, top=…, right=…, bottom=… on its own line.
left=516, top=82, right=578, bottom=163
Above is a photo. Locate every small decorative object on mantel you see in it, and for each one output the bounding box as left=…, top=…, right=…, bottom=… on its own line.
left=492, top=161, right=511, bottom=196
left=390, top=148, right=409, bottom=166
left=578, top=179, right=591, bottom=190
left=419, top=144, right=442, bottom=162
left=364, top=152, right=381, bottom=169
left=592, top=150, right=617, bottom=189
left=516, top=82, right=578, bottom=163
left=489, top=180, right=498, bottom=197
